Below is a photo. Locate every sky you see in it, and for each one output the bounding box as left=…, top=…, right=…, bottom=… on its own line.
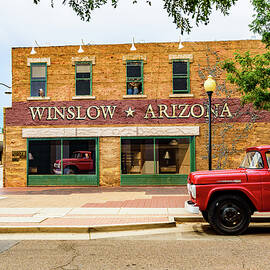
left=0, top=0, right=257, bottom=129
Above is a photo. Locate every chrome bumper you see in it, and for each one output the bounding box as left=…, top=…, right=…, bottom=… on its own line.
left=53, top=169, right=61, bottom=175
left=185, top=200, right=200, bottom=214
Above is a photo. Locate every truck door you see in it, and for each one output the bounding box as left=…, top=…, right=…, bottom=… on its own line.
left=262, top=152, right=270, bottom=211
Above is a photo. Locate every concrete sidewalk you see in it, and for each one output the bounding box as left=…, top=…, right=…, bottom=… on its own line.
left=0, top=186, right=193, bottom=229
left=0, top=186, right=268, bottom=238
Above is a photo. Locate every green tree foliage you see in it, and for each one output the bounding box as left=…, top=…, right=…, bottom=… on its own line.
left=249, top=0, right=270, bottom=48
left=222, top=51, right=270, bottom=111
left=222, top=0, right=269, bottom=111
left=33, top=0, right=238, bottom=34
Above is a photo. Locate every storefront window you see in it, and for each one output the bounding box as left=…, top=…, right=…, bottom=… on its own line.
left=156, top=138, right=190, bottom=174
left=121, top=138, right=191, bottom=175
left=62, top=140, right=96, bottom=175
left=28, top=139, right=96, bottom=175
left=28, top=140, right=61, bottom=175
left=121, top=139, right=154, bottom=174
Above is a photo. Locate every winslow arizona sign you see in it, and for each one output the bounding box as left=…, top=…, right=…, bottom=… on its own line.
left=28, top=102, right=232, bottom=121
left=5, top=98, right=268, bottom=126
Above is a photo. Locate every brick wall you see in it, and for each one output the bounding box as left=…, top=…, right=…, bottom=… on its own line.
left=12, top=40, right=265, bottom=103
left=4, top=40, right=268, bottom=187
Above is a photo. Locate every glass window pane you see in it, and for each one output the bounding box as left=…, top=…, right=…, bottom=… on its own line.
left=76, top=64, right=91, bottom=79
left=28, top=140, right=61, bottom=175
left=240, top=151, right=264, bottom=169
left=173, top=78, right=187, bottom=91
left=31, top=81, right=46, bottom=96
left=156, top=138, right=190, bottom=175
left=127, top=62, right=141, bottom=77
left=76, top=80, right=90, bottom=95
left=121, top=139, right=154, bottom=175
left=173, top=61, right=187, bottom=75
left=77, top=64, right=91, bottom=73
left=266, top=153, right=270, bottom=168
left=62, top=140, right=96, bottom=175
left=32, top=65, right=46, bottom=78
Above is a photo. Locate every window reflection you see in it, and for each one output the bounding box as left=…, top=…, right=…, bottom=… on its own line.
left=28, top=140, right=61, bottom=175
left=61, top=140, right=96, bottom=175
left=28, top=139, right=96, bottom=175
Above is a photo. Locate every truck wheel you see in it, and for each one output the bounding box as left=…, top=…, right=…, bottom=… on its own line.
left=64, top=167, right=76, bottom=174
left=208, top=195, right=251, bottom=235
left=201, top=211, right=209, bottom=222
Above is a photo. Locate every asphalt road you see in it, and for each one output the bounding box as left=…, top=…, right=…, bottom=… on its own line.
left=0, top=223, right=270, bottom=270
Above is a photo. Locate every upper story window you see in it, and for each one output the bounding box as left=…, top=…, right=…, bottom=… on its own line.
left=172, top=60, right=190, bottom=93
left=75, top=62, right=92, bottom=96
left=126, top=60, right=143, bottom=95
left=30, top=63, right=47, bottom=97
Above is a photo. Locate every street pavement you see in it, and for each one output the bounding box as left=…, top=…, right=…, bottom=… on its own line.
left=2, top=227, right=270, bottom=270
left=0, top=186, right=269, bottom=239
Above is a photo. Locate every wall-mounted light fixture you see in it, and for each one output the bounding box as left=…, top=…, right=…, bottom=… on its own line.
left=78, top=45, right=84, bottom=53
left=30, top=40, right=39, bottom=55
left=78, top=39, right=85, bottom=53
left=130, top=37, right=136, bottom=51
left=30, top=47, right=37, bottom=55
left=178, top=36, right=184, bottom=50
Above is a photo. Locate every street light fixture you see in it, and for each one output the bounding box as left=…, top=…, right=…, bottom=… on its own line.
left=204, top=75, right=216, bottom=170
left=0, top=83, right=12, bottom=95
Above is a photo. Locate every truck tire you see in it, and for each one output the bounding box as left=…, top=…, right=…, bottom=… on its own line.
left=201, top=211, right=209, bottom=222
left=208, top=194, right=251, bottom=235
left=64, top=167, right=76, bottom=174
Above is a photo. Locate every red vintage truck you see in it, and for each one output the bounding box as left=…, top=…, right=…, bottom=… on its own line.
left=185, top=145, right=270, bottom=235
left=53, top=151, right=94, bottom=174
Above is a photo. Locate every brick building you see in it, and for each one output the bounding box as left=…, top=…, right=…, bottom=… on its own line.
left=3, top=40, right=270, bottom=187
left=0, top=133, right=2, bottom=165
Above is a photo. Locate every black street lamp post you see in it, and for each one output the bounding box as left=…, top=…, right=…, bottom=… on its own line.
left=204, top=75, right=216, bottom=171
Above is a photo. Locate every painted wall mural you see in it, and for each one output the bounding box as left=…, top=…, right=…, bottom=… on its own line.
left=198, top=46, right=261, bottom=169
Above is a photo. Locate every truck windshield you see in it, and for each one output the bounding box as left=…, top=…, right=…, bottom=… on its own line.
left=72, top=152, right=82, bottom=159
left=240, top=151, right=264, bottom=169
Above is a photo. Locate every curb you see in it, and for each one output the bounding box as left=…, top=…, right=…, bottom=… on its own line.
left=0, top=216, right=269, bottom=234
left=175, top=216, right=270, bottom=223
left=174, top=216, right=204, bottom=223
left=251, top=216, right=270, bottom=223
left=0, top=221, right=176, bottom=234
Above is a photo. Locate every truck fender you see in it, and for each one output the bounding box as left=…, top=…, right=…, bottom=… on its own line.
left=204, top=186, right=260, bottom=211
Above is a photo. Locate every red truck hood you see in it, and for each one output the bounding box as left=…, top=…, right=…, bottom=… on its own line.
left=190, top=169, right=247, bottom=185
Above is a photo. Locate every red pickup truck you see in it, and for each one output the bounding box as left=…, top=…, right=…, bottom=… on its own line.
left=185, top=145, right=270, bottom=235
left=53, top=151, right=94, bottom=174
